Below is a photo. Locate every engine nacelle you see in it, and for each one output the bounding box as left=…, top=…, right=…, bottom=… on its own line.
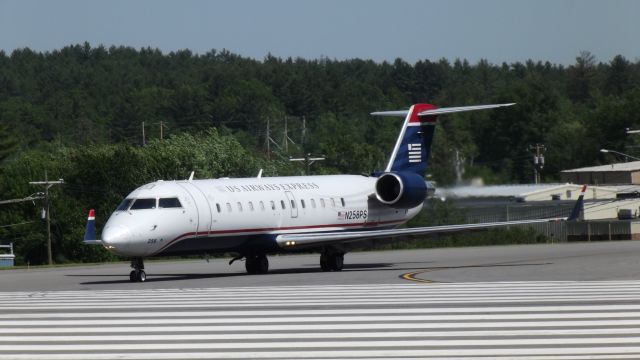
left=374, top=172, right=428, bottom=209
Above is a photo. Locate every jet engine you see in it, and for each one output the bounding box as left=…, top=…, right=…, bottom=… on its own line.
left=374, top=172, right=428, bottom=209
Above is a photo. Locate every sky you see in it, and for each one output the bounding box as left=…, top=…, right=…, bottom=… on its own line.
left=0, top=0, right=638, bottom=65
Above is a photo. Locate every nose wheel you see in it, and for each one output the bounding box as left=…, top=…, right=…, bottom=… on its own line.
left=129, top=258, right=146, bottom=282
left=245, top=254, right=269, bottom=274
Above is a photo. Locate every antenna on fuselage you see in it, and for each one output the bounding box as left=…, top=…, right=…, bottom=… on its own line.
left=188, top=171, right=195, bottom=181
left=257, top=169, right=263, bottom=178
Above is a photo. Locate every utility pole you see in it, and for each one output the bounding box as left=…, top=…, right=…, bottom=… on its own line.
left=281, top=116, right=299, bottom=154
left=290, top=153, right=325, bottom=175
left=265, top=118, right=271, bottom=160
left=529, top=144, right=546, bottom=184
left=454, top=149, right=465, bottom=185
left=141, top=121, right=146, bottom=146
left=282, top=117, right=288, bottom=153
left=29, top=171, right=64, bottom=265
left=301, top=116, right=306, bottom=146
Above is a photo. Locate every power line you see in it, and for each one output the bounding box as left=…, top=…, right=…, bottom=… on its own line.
left=0, top=193, right=44, bottom=205
left=0, top=221, right=34, bottom=229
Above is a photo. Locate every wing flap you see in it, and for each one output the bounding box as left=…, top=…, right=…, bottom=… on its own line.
left=276, top=217, right=564, bottom=249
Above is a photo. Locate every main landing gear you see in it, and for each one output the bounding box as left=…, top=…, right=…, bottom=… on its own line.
left=129, top=257, right=146, bottom=282
left=245, top=254, right=269, bottom=274
left=229, top=254, right=270, bottom=275
left=320, top=249, right=344, bottom=272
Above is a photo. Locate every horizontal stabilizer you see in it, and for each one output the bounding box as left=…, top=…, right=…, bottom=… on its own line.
left=370, top=110, right=410, bottom=117
left=418, top=103, right=515, bottom=116
left=371, top=103, right=515, bottom=117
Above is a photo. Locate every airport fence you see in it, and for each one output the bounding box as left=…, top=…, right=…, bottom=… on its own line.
left=458, top=200, right=638, bottom=242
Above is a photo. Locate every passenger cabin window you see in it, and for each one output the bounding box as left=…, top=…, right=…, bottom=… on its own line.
left=290, top=200, right=295, bottom=209
left=116, top=198, right=133, bottom=211
left=281, top=200, right=286, bottom=209
left=237, top=202, right=243, bottom=212
left=320, top=199, right=325, bottom=208
left=248, top=202, right=254, bottom=211
left=270, top=200, right=276, bottom=210
left=341, top=198, right=346, bottom=207
left=130, top=198, right=156, bottom=210
left=330, top=198, right=336, bottom=208
left=311, top=199, right=316, bottom=208
left=301, top=199, right=306, bottom=209
left=159, top=198, right=182, bottom=208
left=226, top=203, right=232, bottom=212
left=216, top=203, right=221, bottom=213
left=260, top=201, right=265, bottom=211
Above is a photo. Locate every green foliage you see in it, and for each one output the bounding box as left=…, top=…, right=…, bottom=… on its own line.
left=0, top=122, right=17, bottom=164
left=2, top=45, right=640, bottom=263
left=2, top=45, right=640, bottom=183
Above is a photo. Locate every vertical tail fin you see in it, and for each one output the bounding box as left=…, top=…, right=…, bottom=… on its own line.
left=83, top=209, right=102, bottom=245
left=372, top=103, right=515, bottom=177
left=567, top=185, right=587, bottom=221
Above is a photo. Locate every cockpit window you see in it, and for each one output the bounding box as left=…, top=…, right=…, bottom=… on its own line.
left=159, top=198, right=182, bottom=208
left=130, top=198, right=157, bottom=210
left=116, top=198, right=133, bottom=211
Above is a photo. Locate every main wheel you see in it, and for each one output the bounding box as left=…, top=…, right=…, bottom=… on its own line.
left=330, top=253, right=344, bottom=271
left=129, top=270, right=137, bottom=282
left=137, top=270, right=146, bottom=282
left=320, top=253, right=331, bottom=272
left=245, top=256, right=258, bottom=274
left=256, top=255, right=269, bottom=274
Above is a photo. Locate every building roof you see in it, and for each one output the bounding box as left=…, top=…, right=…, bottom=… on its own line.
left=437, top=183, right=623, bottom=202
left=436, top=184, right=559, bottom=199
left=561, top=161, right=640, bottom=173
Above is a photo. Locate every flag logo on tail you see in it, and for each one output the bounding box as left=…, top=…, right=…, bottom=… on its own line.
left=408, top=143, right=421, bottom=163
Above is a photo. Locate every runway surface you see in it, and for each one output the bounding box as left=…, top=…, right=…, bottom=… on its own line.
left=2, top=241, right=640, bottom=358
left=3, top=240, right=640, bottom=292
left=2, top=281, right=640, bottom=359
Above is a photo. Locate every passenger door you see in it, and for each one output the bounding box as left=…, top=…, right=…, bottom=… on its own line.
left=177, top=182, right=212, bottom=237
left=284, top=191, right=298, bottom=218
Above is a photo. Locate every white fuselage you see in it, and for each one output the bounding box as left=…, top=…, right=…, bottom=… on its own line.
left=101, top=175, right=422, bottom=257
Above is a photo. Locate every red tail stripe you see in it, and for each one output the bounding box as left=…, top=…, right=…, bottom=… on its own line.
left=409, top=103, right=438, bottom=123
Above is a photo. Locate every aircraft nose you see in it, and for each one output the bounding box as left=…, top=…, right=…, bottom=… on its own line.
left=102, top=225, right=132, bottom=252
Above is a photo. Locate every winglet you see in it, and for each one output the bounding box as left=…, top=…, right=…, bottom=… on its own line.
left=567, top=185, right=587, bottom=221
left=83, top=209, right=102, bottom=245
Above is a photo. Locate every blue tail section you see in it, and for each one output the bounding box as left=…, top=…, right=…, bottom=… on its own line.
left=372, top=103, right=516, bottom=177
left=385, top=103, right=438, bottom=176
left=567, top=185, right=587, bottom=221
left=83, top=209, right=101, bottom=245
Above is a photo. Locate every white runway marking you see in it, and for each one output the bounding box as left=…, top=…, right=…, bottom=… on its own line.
left=2, top=281, right=640, bottom=359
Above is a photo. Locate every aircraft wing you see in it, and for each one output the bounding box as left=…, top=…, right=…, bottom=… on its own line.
left=276, top=217, right=564, bottom=249
left=277, top=185, right=586, bottom=249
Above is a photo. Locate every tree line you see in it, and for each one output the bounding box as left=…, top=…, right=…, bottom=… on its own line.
left=1, top=44, right=639, bottom=264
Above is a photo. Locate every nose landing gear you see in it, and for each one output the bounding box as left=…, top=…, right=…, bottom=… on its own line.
left=245, top=254, right=269, bottom=274
left=129, top=257, right=146, bottom=282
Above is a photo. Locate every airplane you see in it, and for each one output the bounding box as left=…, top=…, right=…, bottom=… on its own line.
left=84, top=102, right=584, bottom=282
